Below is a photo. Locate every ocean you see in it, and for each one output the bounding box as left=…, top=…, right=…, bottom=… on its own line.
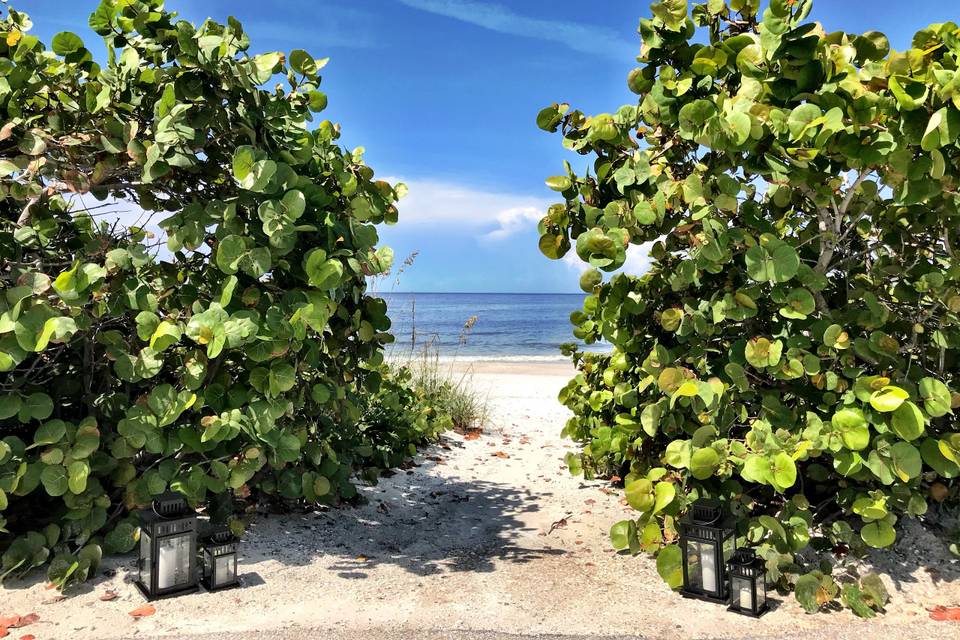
left=374, top=292, right=609, bottom=361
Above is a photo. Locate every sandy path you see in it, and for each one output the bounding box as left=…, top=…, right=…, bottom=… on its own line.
left=1, top=364, right=955, bottom=639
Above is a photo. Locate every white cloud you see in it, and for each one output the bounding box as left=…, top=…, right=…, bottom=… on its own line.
left=397, top=0, right=634, bottom=60
left=389, top=177, right=551, bottom=240
left=562, top=240, right=655, bottom=277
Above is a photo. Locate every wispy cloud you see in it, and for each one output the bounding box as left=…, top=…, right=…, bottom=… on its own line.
left=397, top=0, right=634, bottom=60
left=387, top=177, right=551, bottom=240
left=562, top=241, right=655, bottom=278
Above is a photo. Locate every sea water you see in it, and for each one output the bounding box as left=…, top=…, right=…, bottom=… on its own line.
left=374, top=292, right=610, bottom=361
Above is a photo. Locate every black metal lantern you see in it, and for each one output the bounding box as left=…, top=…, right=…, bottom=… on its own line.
left=200, top=529, right=240, bottom=591
left=135, top=492, right=199, bottom=600
left=679, top=499, right=737, bottom=603
left=727, top=547, right=767, bottom=617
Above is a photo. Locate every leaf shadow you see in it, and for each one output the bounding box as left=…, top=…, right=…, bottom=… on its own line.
left=240, top=447, right=567, bottom=578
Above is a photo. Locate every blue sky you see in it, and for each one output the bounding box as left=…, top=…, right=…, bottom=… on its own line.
left=20, top=0, right=955, bottom=292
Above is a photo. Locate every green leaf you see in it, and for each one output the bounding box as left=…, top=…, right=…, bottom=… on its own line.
left=625, top=478, right=655, bottom=511
left=656, top=544, right=684, bottom=588
left=653, top=481, right=675, bottom=513
left=833, top=407, right=870, bottom=450
left=304, top=252, right=344, bottom=289
left=918, top=377, right=951, bottom=417
left=20, top=393, right=53, bottom=422
left=890, top=401, right=924, bottom=442
left=67, top=460, right=90, bottom=494
left=268, top=362, right=297, bottom=397
left=860, top=521, right=896, bottom=548
left=545, top=176, right=572, bottom=192
left=52, top=31, right=84, bottom=55
left=610, top=519, right=637, bottom=551
left=40, top=465, right=69, bottom=497
left=307, top=91, right=328, bottom=112
left=289, top=49, right=318, bottom=75
left=869, top=386, right=909, bottom=412
left=889, top=441, right=921, bottom=481
left=33, top=420, right=66, bottom=447
left=216, top=235, right=248, bottom=275
left=689, top=447, right=719, bottom=480
left=771, top=452, right=797, bottom=491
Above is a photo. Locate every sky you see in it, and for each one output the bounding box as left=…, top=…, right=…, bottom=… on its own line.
left=19, top=0, right=956, bottom=293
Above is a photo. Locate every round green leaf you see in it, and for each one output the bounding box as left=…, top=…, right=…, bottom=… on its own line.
left=656, top=544, right=684, bottom=589
left=870, top=386, right=909, bottom=412
left=52, top=31, right=85, bottom=55
left=860, top=521, right=896, bottom=548
left=689, top=447, right=720, bottom=480
left=890, top=401, right=925, bottom=442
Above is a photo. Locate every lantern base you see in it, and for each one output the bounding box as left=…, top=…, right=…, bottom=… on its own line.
left=135, top=580, right=199, bottom=601
left=201, top=577, right=242, bottom=592
left=728, top=603, right=768, bottom=617
left=680, top=588, right=729, bottom=605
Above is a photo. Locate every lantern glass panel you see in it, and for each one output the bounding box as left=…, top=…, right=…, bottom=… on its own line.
left=686, top=540, right=721, bottom=595
left=732, top=576, right=753, bottom=611
left=756, top=578, right=766, bottom=611
left=140, top=531, right=152, bottom=587
left=215, top=555, right=236, bottom=587
left=700, top=541, right=719, bottom=595
left=685, top=542, right=702, bottom=591
left=157, top=533, right=192, bottom=590
left=722, top=534, right=736, bottom=585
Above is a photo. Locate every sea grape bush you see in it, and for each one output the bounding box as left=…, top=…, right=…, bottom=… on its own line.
left=0, top=1, right=448, bottom=587
left=538, top=0, right=959, bottom=615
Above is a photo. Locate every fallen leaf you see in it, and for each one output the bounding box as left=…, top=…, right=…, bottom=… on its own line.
left=492, top=451, right=510, bottom=459
left=463, top=432, right=480, bottom=441
left=355, top=555, right=369, bottom=562
left=0, top=628, right=7, bottom=638
left=12, top=614, right=37, bottom=628
left=128, top=605, right=156, bottom=618
left=547, top=517, right=568, bottom=534
left=929, top=606, right=960, bottom=621
left=0, top=618, right=17, bottom=629
left=42, top=596, right=66, bottom=605
left=584, top=499, right=596, bottom=505
left=19, top=635, right=35, bottom=640
left=99, top=590, right=119, bottom=602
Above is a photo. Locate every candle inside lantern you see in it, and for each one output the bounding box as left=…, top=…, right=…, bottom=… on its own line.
left=739, top=581, right=752, bottom=609
left=158, top=535, right=189, bottom=589
left=701, top=543, right=717, bottom=593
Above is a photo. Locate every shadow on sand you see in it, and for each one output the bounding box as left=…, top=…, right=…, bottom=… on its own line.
left=241, top=468, right=567, bottom=578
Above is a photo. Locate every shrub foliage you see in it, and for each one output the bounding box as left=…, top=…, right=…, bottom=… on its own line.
left=538, top=0, right=959, bottom=615
left=0, top=1, right=446, bottom=587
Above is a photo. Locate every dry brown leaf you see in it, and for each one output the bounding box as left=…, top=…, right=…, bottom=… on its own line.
left=128, top=605, right=156, bottom=618
left=0, top=627, right=7, bottom=639
left=99, top=590, right=119, bottom=602
left=19, top=635, right=35, bottom=640
left=547, top=517, right=568, bottom=534
left=492, top=451, right=509, bottom=459
left=0, top=122, right=15, bottom=141
left=929, top=606, right=960, bottom=621
left=463, top=431, right=480, bottom=441
left=41, top=595, right=66, bottom=605
left=1, top=615, right=37, bottom=630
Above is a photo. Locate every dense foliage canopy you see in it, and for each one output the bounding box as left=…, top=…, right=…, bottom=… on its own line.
left=0, top=0, right=446, bottom=588
left=538, top=0, right=960, bottom=615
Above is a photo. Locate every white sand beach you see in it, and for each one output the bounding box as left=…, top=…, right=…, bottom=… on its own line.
left=1, top=363, right=956, bottom=639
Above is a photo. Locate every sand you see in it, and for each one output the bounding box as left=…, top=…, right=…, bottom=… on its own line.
left=1, top=362, right=957, bottom=639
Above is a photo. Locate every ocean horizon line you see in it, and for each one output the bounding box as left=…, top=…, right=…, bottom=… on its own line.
left=370, top=291, right=587, bottom=296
